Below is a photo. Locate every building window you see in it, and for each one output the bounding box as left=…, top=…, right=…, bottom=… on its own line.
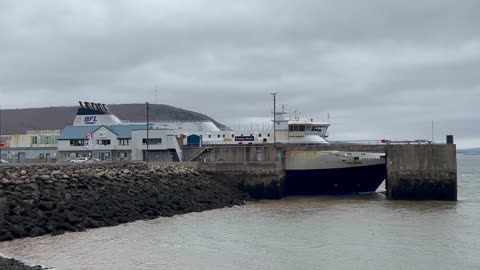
left=31, top=136, right=38, bottom=145
left=142, top=138, right=162, bottom=145
left=97, top=139, right=111, bottom=146
left=118, top=139, right=130, bottom=145
left=70, top=139, right=88, bottom=146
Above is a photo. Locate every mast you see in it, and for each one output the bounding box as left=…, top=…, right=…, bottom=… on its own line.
left=270, top=92, right=278, bottom=144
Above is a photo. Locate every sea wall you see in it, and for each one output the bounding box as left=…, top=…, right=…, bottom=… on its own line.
left=0, top=163, right=249, bottom=241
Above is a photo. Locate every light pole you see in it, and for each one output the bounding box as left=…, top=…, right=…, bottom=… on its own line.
left=270, top=92, right=277, bottom=144
left=146, top=102, right=149, bottom=163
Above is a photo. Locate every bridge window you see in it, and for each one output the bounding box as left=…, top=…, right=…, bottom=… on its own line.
left=299, top=125, right=305, bottom=131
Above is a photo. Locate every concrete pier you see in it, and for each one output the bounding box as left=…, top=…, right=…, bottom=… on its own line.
left=197, top=162, right=285, bottom=199
left=385, top=144, right=457, bottom=200
left=186, top=143, right=457, bottom=201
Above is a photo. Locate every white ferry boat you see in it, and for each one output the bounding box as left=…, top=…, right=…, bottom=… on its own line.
left=187, top=106, right=386, bottom=195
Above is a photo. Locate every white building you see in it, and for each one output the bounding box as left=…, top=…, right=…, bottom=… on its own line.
left=57, top=124, right=182, bottom=162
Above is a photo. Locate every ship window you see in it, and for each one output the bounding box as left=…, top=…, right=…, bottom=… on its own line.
left=208, top=134, right=211, bottom=138
left=259, top=133, right=262, bottom=137
left=267, top=133, right=270, bottom=137
left=232, top=134, right=235, bottom=138
left=222, top=134, right=226, bottom=138
left=289, top=126, right=294, bottom=132
left=217, top=134, right=221, bottom=138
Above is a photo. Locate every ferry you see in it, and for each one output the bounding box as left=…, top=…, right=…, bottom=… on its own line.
left=72, top=101, right=386, bottom=195
left=189, top=106, right=386, bottom=195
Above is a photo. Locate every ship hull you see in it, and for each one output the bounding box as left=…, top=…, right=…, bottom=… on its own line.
left=284, top=150, right=386, bottom=195
left=285, top=163, right=386, bottom=195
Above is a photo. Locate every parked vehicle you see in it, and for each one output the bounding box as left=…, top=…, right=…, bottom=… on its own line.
left=69, top=157, right=102, bottom=163
left=69, top=157, right=90, bottom=163
left=86, top=158, right=101, bottom=163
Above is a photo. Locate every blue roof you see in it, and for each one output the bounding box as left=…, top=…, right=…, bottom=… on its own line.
left=58, top=124, right=147, bottom=140
left=109, top=124, right=147, bottom=139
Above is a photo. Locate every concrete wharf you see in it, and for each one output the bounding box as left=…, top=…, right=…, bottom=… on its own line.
left=182, top=142, right=457, bottom=201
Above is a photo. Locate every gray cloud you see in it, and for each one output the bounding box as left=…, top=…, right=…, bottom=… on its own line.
left=1, top=0, right=480, bottom=147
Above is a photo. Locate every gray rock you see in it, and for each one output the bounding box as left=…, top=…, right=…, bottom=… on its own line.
left=38, top=175, right=50, bottom=181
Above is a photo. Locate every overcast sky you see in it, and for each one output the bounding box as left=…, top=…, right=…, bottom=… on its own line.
left=1, top=0, right=479, bottom=147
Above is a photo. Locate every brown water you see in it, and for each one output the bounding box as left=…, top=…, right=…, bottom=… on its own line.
left=1, top=155, right=479, bottom=270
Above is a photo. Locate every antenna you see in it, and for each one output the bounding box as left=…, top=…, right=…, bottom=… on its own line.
left=155, top=84, right=158, bottom=104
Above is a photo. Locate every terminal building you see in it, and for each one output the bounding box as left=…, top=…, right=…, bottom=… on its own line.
left=56, top=102, right=183, bottom=162
left=57, top=125, right=182, bottom=162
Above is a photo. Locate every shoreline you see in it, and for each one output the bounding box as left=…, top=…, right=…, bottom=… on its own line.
left=0, top=162, right=251, bottom=269
left=0, top=255, right=49, bottom=270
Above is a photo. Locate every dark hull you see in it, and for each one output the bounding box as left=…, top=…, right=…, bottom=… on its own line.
left=285, top=164, right=386, bottom=195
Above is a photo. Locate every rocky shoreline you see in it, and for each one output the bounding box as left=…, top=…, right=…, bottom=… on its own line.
left=0, top=256, right=47, bottom=270
left=0, top=163, right=250, bottom=242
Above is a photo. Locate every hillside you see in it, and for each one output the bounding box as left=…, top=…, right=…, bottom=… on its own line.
left=0, top=103, right=226, bottom=135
